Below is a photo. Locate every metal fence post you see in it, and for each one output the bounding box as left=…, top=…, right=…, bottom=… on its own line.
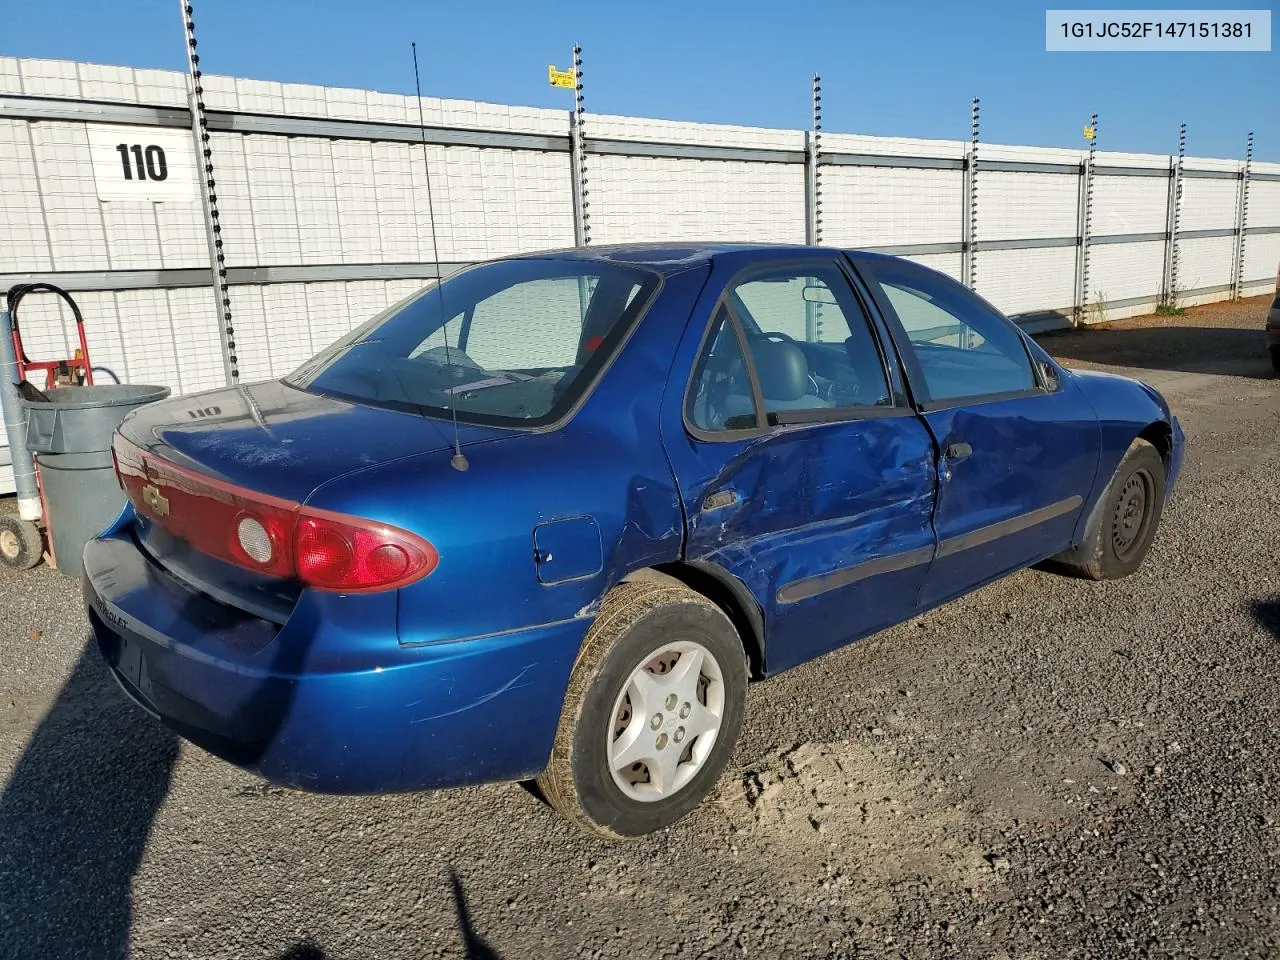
left=1079, top=113, right=1098, bottom=322
left=961, top=98, right=979, bottom=290
left=803, top=75, right=823, bottom=341
left=1159, top=159, right=1175, bottom=304
left=568, top=44, right=589, bottom=248
left=1232, top=131, right=1253, bottom=299
left=1072, top=160, right=1086, bottom=325
left=1164, top=122, right=1187, bottom=306
left=805, top=75, right=822, bottom=247
left=179, top=0, right=238, bottom=385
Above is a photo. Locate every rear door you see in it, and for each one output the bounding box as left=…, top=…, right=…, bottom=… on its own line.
left=661, top=253, right=938, bottom=674
left=853, top=255, right=1101, bottom=609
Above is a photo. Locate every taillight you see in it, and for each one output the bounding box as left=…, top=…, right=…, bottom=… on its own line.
left=112, top=435, right=438, bottom=592
left=295, top=512, right=436, bottom=591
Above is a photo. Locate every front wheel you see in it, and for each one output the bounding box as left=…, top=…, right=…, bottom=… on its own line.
left=1270, top=346, right=1280, bottom=374
left=536, top=576, right=748, bottom=839
left=1051, top=437, right=1166, bottom=581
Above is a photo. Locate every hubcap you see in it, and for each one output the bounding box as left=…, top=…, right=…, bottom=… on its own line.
left=0, top=529, right=19, bottom=560
left=607, top=640, right=726, bottom=803
left=1112, top=469, right=1153, bottom=560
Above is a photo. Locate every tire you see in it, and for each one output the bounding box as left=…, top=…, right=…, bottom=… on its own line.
left=1270, top=346, right=1280, bottom=374
left=0, top=516, right=44, bottom=571
left=536, top=576, right=749, bottom=839
left=1051, top=437, right=1166, bottom=581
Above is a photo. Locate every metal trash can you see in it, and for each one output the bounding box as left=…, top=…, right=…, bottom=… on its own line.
left=23, top=383, right=170, bottom=577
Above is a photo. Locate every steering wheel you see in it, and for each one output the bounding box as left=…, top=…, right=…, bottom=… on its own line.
left=415, top=345, right=483, bottom=378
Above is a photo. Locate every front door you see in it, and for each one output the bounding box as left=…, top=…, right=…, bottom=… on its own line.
left=854, top=255, right=1101, bottom=609
left=661, top=253, right=938, bottom=675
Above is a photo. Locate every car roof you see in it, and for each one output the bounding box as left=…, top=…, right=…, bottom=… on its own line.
left=511, top=242, right=894, bottom=276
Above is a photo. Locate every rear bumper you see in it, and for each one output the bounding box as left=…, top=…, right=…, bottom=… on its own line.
left=83, top=528, right=587, bottom=793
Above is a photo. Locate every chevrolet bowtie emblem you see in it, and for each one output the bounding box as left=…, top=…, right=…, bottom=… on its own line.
left=141, top=483, right=170, bottom=518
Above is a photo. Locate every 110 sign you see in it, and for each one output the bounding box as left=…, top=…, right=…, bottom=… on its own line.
left=87, top=124, right=195, bottom=202
left=115, top=143, right=169, bottom=182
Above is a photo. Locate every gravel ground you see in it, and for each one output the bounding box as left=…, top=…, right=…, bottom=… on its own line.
left=1, top=295, right=1277, bottom=960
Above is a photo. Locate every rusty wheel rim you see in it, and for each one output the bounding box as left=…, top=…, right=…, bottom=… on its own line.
left=0, top=528, right=19, bottom=561
left=1111, top=468, right=1155, bottom=561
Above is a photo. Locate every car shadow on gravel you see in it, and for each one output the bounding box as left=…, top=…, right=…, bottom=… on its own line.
left=1040, top=325, right=1276, bottom=379
left=0, top=638, right=178, bottom=958
left=268, top=870, right=501, bottom=960
left=274, top=944, right=327, bottom=959
left=1252, top=598, right=1280, bottom=642
left=448, top=867, right=503, bottom=959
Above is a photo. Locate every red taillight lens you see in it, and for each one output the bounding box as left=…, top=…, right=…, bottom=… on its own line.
left=296, top=517, right=353, bottom=583
left=296, top=513, right=436, bottom=591
left=112, top=435, right=438, bottom=592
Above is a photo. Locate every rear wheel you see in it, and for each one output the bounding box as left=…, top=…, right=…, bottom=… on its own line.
left=0, top=516, right=43, bottom=570
left=1051, top=437, right=1166, bottom=581
left=1270, top=346, right=1280, bottom=374
left=537, top=577, right=748, bottom=839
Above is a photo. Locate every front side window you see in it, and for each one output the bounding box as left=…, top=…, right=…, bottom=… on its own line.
left=288, top=259, right=658, bottom=426
left=867, top=261, right=1036, bottom=403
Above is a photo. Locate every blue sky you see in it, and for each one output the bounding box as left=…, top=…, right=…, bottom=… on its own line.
left=4, top=0, right=1276, bottom=160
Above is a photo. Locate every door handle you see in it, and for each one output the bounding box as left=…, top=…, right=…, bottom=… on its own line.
left=701, top=489, right=741, bottom=513
left=944, top=442, right=973, bottom=461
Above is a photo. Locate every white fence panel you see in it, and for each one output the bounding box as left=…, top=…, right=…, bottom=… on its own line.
left=1093, top=175, right=1168, bottom=235
left=589, top=155, right=805, bottom=245
left=1242, top=234, right=1280, bottom=291
left=1177, top=235, right=1236, bottom=300
left=1089, top=241, right=1167, bottom=306
left=586, top=116, right=805, bottom=245
left=1180, top=176, right=1241, bottom=232
left=822, top=166, right=963, bottom=247
left=978, top=247, right=1077, bottom=316
left=1246, top=179, right=1280, bottom=231
left=29, top=121, right=110, bottom=270
left=0, top=118, right=53, bottom=273
left=978, top=172, right=1079, bottom=242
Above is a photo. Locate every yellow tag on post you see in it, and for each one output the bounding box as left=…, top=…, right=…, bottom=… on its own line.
left=548, top=66, right=575, bottom=89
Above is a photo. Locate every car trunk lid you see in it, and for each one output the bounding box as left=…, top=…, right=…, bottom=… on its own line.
left=119, top=380, right=516, bottom=501
left=114, top=380, right=515, bottom=619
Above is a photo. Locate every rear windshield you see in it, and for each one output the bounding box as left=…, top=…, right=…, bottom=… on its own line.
left=287, top=258, right=660, bottom=427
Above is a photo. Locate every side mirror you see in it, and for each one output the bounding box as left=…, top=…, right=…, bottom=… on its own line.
left=1040, top=361, right=1061, bottom=391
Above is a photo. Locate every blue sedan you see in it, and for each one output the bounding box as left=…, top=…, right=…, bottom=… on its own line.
left=84, top=244, right=1184, bottom=838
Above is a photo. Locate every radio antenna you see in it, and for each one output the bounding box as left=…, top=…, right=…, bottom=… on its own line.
left=412, top=41, right=468, bottom=472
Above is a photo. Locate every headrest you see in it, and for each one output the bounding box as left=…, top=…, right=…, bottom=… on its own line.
left=751, top=340, right=808, bottom=402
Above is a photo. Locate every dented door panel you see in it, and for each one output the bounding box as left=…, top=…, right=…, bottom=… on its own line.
left=673, top=415, right=937, bottom=674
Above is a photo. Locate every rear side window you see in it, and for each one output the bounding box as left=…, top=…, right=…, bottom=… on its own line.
left=729, top=264, right=893, bottom=412
left=688, top=306, right=760, bottom=432
left=288, top=260, right=658, bottom=427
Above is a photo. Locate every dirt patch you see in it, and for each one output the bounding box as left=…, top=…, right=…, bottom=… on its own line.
left=734, top=740, right=996, bottom=901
